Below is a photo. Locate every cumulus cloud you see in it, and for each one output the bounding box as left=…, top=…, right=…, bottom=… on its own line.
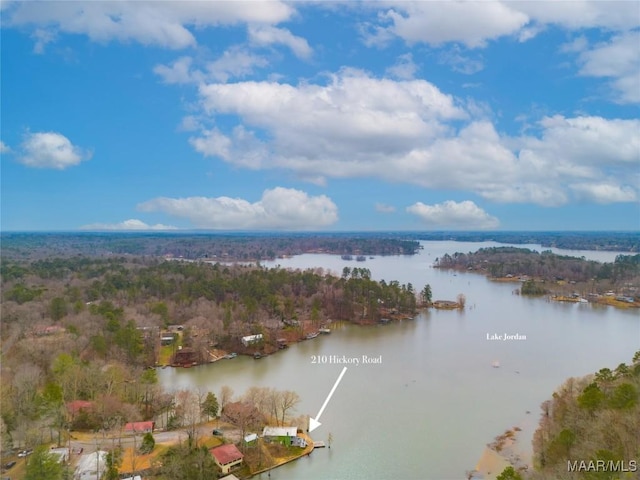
left=575, top=31, right=640, bottom=104
left=154, top=48, right=269, bottom=85
left=570, top=183, right=637, bottom=204
left=19, top=132, right=91, bottom=169
left=371, top=1, right=529, bottom=48
left=364, top=1, right=639, bottom=49
left=517, top=1, right=640, bottom=31
left=0, top=141, right=11, bottom=153
left=4, top=1, right=294, bottom=50
left=248, top=25, right=312, bottom=59
left=137, top=187, right=338, bottom=230
left=407, top=200, right=500, bottom=229
left=189, top=70, right=639, bottom=206
left=206, top=46, right=269, bottom=82
left=81, top=219, right=178, bottom=231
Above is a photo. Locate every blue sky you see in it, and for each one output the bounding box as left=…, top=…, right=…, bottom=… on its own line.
left=1, top=1, right=639, bottom=231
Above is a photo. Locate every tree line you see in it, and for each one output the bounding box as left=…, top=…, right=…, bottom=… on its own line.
left=527, top=351, right=640, bottom=480
left=434, top=247, right=640, bottom=294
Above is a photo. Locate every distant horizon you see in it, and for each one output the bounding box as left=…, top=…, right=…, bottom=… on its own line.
left=2, top=229, right=639, bottom=235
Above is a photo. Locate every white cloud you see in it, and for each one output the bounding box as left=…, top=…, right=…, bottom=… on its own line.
left=190, top=71, right=639, bottom=206
left=138, top=187, right=338, bottom=230
left=517, top=1, right=640, bottom=31
left=560, top=35, right=588, bottom=54
left=5, top=1, right=294, bottom=50
left=364, top=1, right=638, bottom=49
left=153, top=56, right=203, bottom=85
left=576, top=31, right=640, bottom=104
left=189, top=128, right=232, bottom=161
left=178, top=115, right=202, bottom=132
left=375, top=1, right=529, bottom=48
left=206, top=46, right=269, bottom=82
left=0, top=141, right=11, bottom=154
left=81, top=219, right=178, bottom=231
left=407, top=200, right=500, bottom=229
left=154, top=48, right=269, bottom=85
left=19, top=132, right=91, bottom=169
left=386, top=53, right=418, bottom=80
left=523, top=115, right=640, bottom=167
left=570, top=183, right=637, bottom=204
left=375, top=203, right=396, bottom=213
left=248, top=25, right=312, bottom=59
left=439, top=46, right=484, bottom=74
left=31, top=28, right=56, bottom=54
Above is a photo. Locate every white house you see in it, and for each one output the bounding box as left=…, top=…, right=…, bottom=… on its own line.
left=241, top=334, right=263, bottom=347
left=74, top=450, right=107, bottom=480
left=262, top=426, right=306, bottom=447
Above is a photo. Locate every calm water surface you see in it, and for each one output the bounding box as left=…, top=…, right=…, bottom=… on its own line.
left=158, top=241, right=639, bottom=480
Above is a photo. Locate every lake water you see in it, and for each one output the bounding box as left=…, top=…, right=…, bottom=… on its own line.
left=158, top=241, right=639, bottom=480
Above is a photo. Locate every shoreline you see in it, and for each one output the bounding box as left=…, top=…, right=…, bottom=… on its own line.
left=248, top=433, right=315, bottom=478
left=473, top=418, right=535, bottom=480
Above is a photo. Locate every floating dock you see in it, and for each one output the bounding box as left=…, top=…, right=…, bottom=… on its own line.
left=313, top=441, right=326, bottom=448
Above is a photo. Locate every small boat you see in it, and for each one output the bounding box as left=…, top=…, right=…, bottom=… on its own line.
left=319, top=328, right=331, bottom=334
left=225, top=353, right=237, bottom=359
left=305, top=332, right=319, bottom=340
left=356, top=255, right=366, bottom=261
left=378, top=318, right=391, bottom=324
left=492, top=360, right=500, bottom=368
left=341, top=255, right=353, bottom=260
left=253, top=352, right=262, bottom=359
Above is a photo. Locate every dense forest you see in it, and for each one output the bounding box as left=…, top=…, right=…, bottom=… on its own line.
left=527, top=352, right=640, bottom=480
left=0, top=232, right=420, bottom=260
left=434, top=247, right=640, bottom=298
left=0, top=255, right=419, bottom=458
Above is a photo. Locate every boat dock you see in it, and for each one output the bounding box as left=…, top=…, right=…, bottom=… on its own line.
left=313, top=441, right=326, bottom=448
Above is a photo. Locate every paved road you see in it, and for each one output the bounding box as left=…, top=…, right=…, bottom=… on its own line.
left=68, top=422, right=241, bottom=454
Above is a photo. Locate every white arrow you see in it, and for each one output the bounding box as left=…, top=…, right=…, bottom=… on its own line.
left=309, top=366, right=347, bottom=432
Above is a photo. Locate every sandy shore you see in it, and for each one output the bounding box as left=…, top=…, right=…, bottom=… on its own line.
left=473, top=416, right=535, bottom=479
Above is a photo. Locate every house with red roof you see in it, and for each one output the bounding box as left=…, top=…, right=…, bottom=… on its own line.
left=124, top=421, right=155, bottom=433
left=66, top=400, right=93, bottom=416
left=210, top=444, right=244, bottom=474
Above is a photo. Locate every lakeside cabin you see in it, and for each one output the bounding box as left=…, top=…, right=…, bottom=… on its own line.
left=210, top=444, right=244, bottom=475
left=241, top=334, right=263, bottom=347
left=262, top=426, right=307, bottom=447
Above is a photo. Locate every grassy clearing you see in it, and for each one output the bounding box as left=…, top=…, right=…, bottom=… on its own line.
left=119, top=443, right=170, bottom=474
left=158, top=345, right=174, bottom=365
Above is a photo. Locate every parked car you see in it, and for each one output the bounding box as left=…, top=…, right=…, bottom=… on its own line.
left=17, top=449, right=32, bottom=457
left=3, top=461, right=16, bottom=470
left=212, top=429, right=223, bottom=436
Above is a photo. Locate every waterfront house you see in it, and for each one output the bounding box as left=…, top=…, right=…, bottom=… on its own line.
left=124, top=421, right=154, bottom=433
left=241, top=334, right=263, bottom=347
left=172, top=347, right=198, bottom=367
left=262, top=426, right=301, bottom=446
left=210, top=444, right=244, bottom=474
